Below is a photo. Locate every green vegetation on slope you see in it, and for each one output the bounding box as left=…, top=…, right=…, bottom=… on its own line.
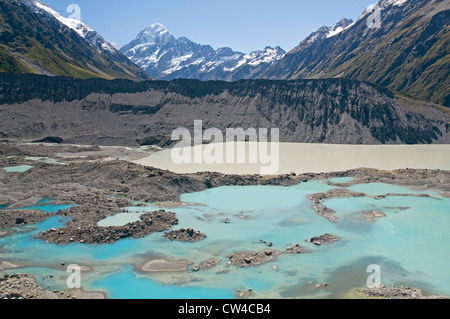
left=0, top=0, right=148, bottom=80
left=262, top=0, right=449, bottom=107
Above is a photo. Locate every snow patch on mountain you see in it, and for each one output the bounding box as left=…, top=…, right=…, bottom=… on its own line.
left=22, top=0, right=118, bottom=56
left=357, top=0, right=410, bottom=22
left=32, top=1, right=93, bottom=38
left=382, top=0, right=410, bottom=7
left=326, top=26, right=345, bottom=38
left=326, top=18, right=355, bottom=38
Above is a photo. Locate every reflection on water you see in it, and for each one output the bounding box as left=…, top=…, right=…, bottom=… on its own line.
left=1, top=181, right=449, bottom=299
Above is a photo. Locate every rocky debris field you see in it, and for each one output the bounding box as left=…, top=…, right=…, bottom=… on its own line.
left=286, top=244, right=305, bottom=254
left=359, top=285, right=449, bottom=299
left=306, top=234, right=340, bottom=246
left=190, top=258, right=222, bottom=272
left=0, top=209, right=55, bottom=229
left=308, top=186, right=437, bottom=223
left=200, top=258, right=221, bottom=269
left=163, top=228, right=206, bottom=242
left=39, top=210, right=178, bottom=245
left=363, top=210, right=387, bottom=222
left=309, top=188, right=368, bottom=204
left=1, top=273, right=65, bottom=299
left=0, top=273, right=105, bottom=299
left=1, top=143, right=450, bottom=298
left=226, top=250, right=278, bottom=267
left=1, top=143, right=449, bottom=208
left=312, top=204, right=337, bottom=223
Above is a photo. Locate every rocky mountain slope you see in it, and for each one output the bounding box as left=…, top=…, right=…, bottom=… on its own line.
left=261, top=0, right=449, bottom=107
left=120, top=23, right=285, bottom=81
left=0, top=73, right=448, bottom=146
left=0, top=0, right=150, bottom=80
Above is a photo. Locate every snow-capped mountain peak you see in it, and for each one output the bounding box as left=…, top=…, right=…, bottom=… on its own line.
left=380, top=0, right=410, bottom=8
left=21, top=0, right=116, bottom=54
left=146, top=22, right=170, bottom=35
left=295, top=18, right=354, bottom=49
left=357, top=0, right=411, bottom=23
left=135, top=22, right=173, bottom=44
left=121, top=23, right=286, bottom=81
left=23, top=0, right=93, bottom=38
left=17, top=0, right=151, bottom=80
left=326, top=18, right=355, bottom=38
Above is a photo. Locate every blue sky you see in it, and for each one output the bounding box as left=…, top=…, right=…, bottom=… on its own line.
left=42, top=0, right=376, bottom=53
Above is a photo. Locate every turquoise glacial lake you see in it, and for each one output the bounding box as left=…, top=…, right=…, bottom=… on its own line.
left=1, top=181, right=449, bottom=299
left=2, top=165, right=34, bottom=173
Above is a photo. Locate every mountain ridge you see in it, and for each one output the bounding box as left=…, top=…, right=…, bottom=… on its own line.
left=260, top=0, right=449, bottom=107
left=0, top=0, right=150, bottom=80
left=120, top=22, right=286, bottom=81
left=0, top=73, right=448, bottom=147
